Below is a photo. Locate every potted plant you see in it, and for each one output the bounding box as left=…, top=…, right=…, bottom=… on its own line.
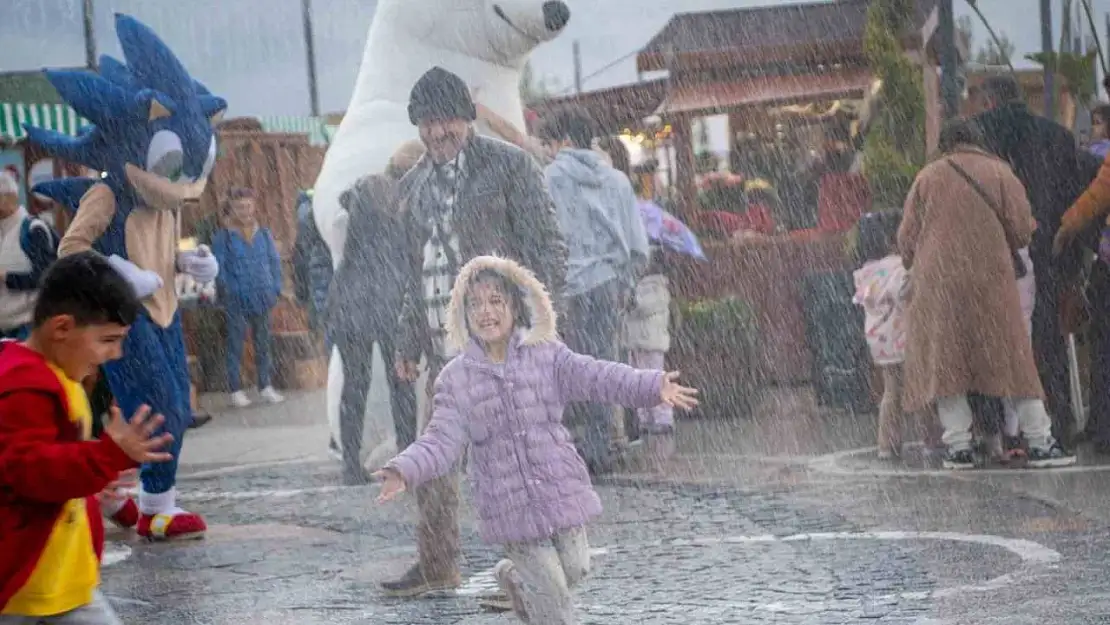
left=668, top=297, right=763, bottom=419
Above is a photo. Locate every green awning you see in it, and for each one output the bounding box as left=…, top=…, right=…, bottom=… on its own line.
left=2, top=103, right=335, bottom=147
left=1, top=102, right=88, bottom=141
left=256, top=116, right=334, bottom=146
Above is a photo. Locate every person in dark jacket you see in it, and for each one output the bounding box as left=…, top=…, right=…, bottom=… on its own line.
left=0, top=171, right=58, bottom=340
left=292, top=190, right=333, bottom=338
left=382, top=66, right=568, bottom=599
left=210, top=188, right=285, bottom=408
left=969, top=75, right=1102, bottom=445
left=328, top=143, right=423, bottom=486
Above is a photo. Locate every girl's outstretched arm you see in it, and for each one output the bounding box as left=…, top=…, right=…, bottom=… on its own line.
left=553, top=343, right=664, bottom=408
left=383, top=373, right=467, bottom=490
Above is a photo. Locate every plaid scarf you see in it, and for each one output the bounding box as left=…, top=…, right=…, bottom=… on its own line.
left=421, top=152, right=465, bottom=359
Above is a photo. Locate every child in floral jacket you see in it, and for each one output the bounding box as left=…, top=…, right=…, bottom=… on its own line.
left=376, top=255, right=697, bottom=625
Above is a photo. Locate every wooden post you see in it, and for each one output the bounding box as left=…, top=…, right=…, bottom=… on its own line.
left=82, top=0, right=97, bottom=70
left=672, top=114, right=697, bottom=223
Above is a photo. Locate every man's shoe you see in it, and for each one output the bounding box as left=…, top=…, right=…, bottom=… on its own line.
left=942, top=448, right=977, bottom=470
left=1027, top=442, right=1077, bottom=468
left=189, top=413, right=213, bottom=429
left=380, top=564, right=461, bottom=598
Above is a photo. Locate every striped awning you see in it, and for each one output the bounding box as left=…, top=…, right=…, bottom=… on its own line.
left=2, top=103, right=336, bottom=147
left=256, top=116, right=335, bottom=146
left=1, top=102, right=89, bottom=141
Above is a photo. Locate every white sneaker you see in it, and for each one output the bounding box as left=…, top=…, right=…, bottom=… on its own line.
left=229, top=391, right=252, bottom=408
left=260, top=386, right=285, bottom=404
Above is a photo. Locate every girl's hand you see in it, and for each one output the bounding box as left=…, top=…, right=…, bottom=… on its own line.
left=660, top=371, right=699, bottom=411
left=372, top=468, right=407, bottom=503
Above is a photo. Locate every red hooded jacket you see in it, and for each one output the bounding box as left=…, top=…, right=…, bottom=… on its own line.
left=0, top=342, right=136, bottom=611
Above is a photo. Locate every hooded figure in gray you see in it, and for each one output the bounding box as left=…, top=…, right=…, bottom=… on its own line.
left=543, top=137, right=648, bottom=298
left=538, top=109, right=649, bottom=474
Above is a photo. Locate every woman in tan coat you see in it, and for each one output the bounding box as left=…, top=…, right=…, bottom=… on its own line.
left=898, top=120, right=1074, bottom=470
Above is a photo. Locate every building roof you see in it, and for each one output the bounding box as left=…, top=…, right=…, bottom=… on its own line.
left=530, top=80, right=668, bottom=132
left=657, top=67, right=872, bottom=115
left=638, top=0, right=938, bottom=72
left=0, top=71, right=72, bottom=105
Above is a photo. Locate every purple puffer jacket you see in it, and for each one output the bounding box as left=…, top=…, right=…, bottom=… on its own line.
left=387, top=331, right=663, bottom=545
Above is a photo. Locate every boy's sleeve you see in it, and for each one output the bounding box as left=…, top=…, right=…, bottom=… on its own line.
left=0, top=391, right=136, bottom=504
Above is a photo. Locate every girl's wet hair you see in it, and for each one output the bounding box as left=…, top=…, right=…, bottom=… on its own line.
left=464, top=269, right=531, bottom=331
left=856, top=209, right=902, bottom=264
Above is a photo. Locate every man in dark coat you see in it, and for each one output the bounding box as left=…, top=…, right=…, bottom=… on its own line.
left=381, top=66, right=568, bottom=598
left=328, top=152, right=421, bottom=486
left=969, top=75, right=1102, bottom=445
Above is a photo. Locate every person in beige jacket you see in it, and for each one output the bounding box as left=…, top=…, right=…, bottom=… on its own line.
left=898, top=119, right=1074, bottom=470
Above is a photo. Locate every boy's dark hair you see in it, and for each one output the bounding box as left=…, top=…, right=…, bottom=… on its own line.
left=33, top=252, right=140, bottom=327
left=856, top=209, right=902, bottom=265
left=537, top=108, right=596, bottom=150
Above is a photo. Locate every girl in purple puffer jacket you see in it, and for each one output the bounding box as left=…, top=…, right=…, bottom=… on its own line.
left=376, top=255, right=697, bottom=625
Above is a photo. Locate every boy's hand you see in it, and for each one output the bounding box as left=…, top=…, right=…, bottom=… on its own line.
left=372, top=468, right=407, bottom=502
left=660, top=371, right=699, bottom=411
left=104, top=405, right=174, bottom=464
left=97, top=468, right=138, bottom=505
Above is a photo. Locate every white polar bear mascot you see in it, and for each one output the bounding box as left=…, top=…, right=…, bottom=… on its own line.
left=314, top=0, right=570, bottom=470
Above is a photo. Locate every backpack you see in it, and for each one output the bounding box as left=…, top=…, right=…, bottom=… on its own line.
left=292, top=192, right=333, bottom=329
left=20, top=216, right=59, bottom=261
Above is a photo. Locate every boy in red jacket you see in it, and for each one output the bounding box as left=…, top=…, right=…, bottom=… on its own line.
left=0, top=251, right=175, bottom=624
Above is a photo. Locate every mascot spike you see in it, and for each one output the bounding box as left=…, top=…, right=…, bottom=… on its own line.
left=42, top=70, right=142, bottom=126
left=115, top=13, right=196, bottom=101
left=98, top=55, right=139, bottom=90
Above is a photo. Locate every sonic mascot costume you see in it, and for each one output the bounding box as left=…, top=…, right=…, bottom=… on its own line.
left=25, top=14, right=225, bottom=540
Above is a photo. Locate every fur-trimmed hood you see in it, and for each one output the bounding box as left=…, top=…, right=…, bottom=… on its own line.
left=446, top=255, right=557, bottom=352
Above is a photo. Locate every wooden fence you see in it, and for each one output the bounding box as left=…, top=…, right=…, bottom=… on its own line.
left=182, top=130, right=328, bottom=392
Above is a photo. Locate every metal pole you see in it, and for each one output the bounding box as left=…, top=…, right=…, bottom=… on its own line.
left=573, top=40, right=582, bottom=93
left=1042, top=0, right=1056, bottom=120
left=302, top=0, right=321, bottom=117
left=82, top=0, right=97, bottom=70
left=938, top=0, right=960, bottom=119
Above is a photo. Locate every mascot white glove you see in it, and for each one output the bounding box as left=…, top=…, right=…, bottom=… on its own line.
left=177, top=245, right=219, bottom=283
left=108, top=254, right=163, bottom=299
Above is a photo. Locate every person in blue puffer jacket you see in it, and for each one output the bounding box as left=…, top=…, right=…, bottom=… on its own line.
left=211, top=187, right=285, bottom=408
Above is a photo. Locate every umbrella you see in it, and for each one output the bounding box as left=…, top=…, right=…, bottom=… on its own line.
left=637, top=199, right=706, bottom=261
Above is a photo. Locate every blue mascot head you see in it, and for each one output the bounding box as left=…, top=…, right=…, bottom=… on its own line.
left=26, top=14, right=227, bottom=211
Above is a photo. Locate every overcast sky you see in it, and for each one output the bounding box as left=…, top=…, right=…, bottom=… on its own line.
left=4, top=0, right=1110, bottom=117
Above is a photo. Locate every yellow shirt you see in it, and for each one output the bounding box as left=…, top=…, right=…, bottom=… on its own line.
left=2, top=364, right=98, bottom=617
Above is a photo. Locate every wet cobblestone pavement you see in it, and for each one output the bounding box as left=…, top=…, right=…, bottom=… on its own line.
left=95, top=389, right=1110, bottom=624
left=99, top=460, right=1101, bottom=625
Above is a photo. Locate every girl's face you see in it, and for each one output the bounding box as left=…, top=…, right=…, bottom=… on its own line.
left=466, top=278, right=515, bottom=345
